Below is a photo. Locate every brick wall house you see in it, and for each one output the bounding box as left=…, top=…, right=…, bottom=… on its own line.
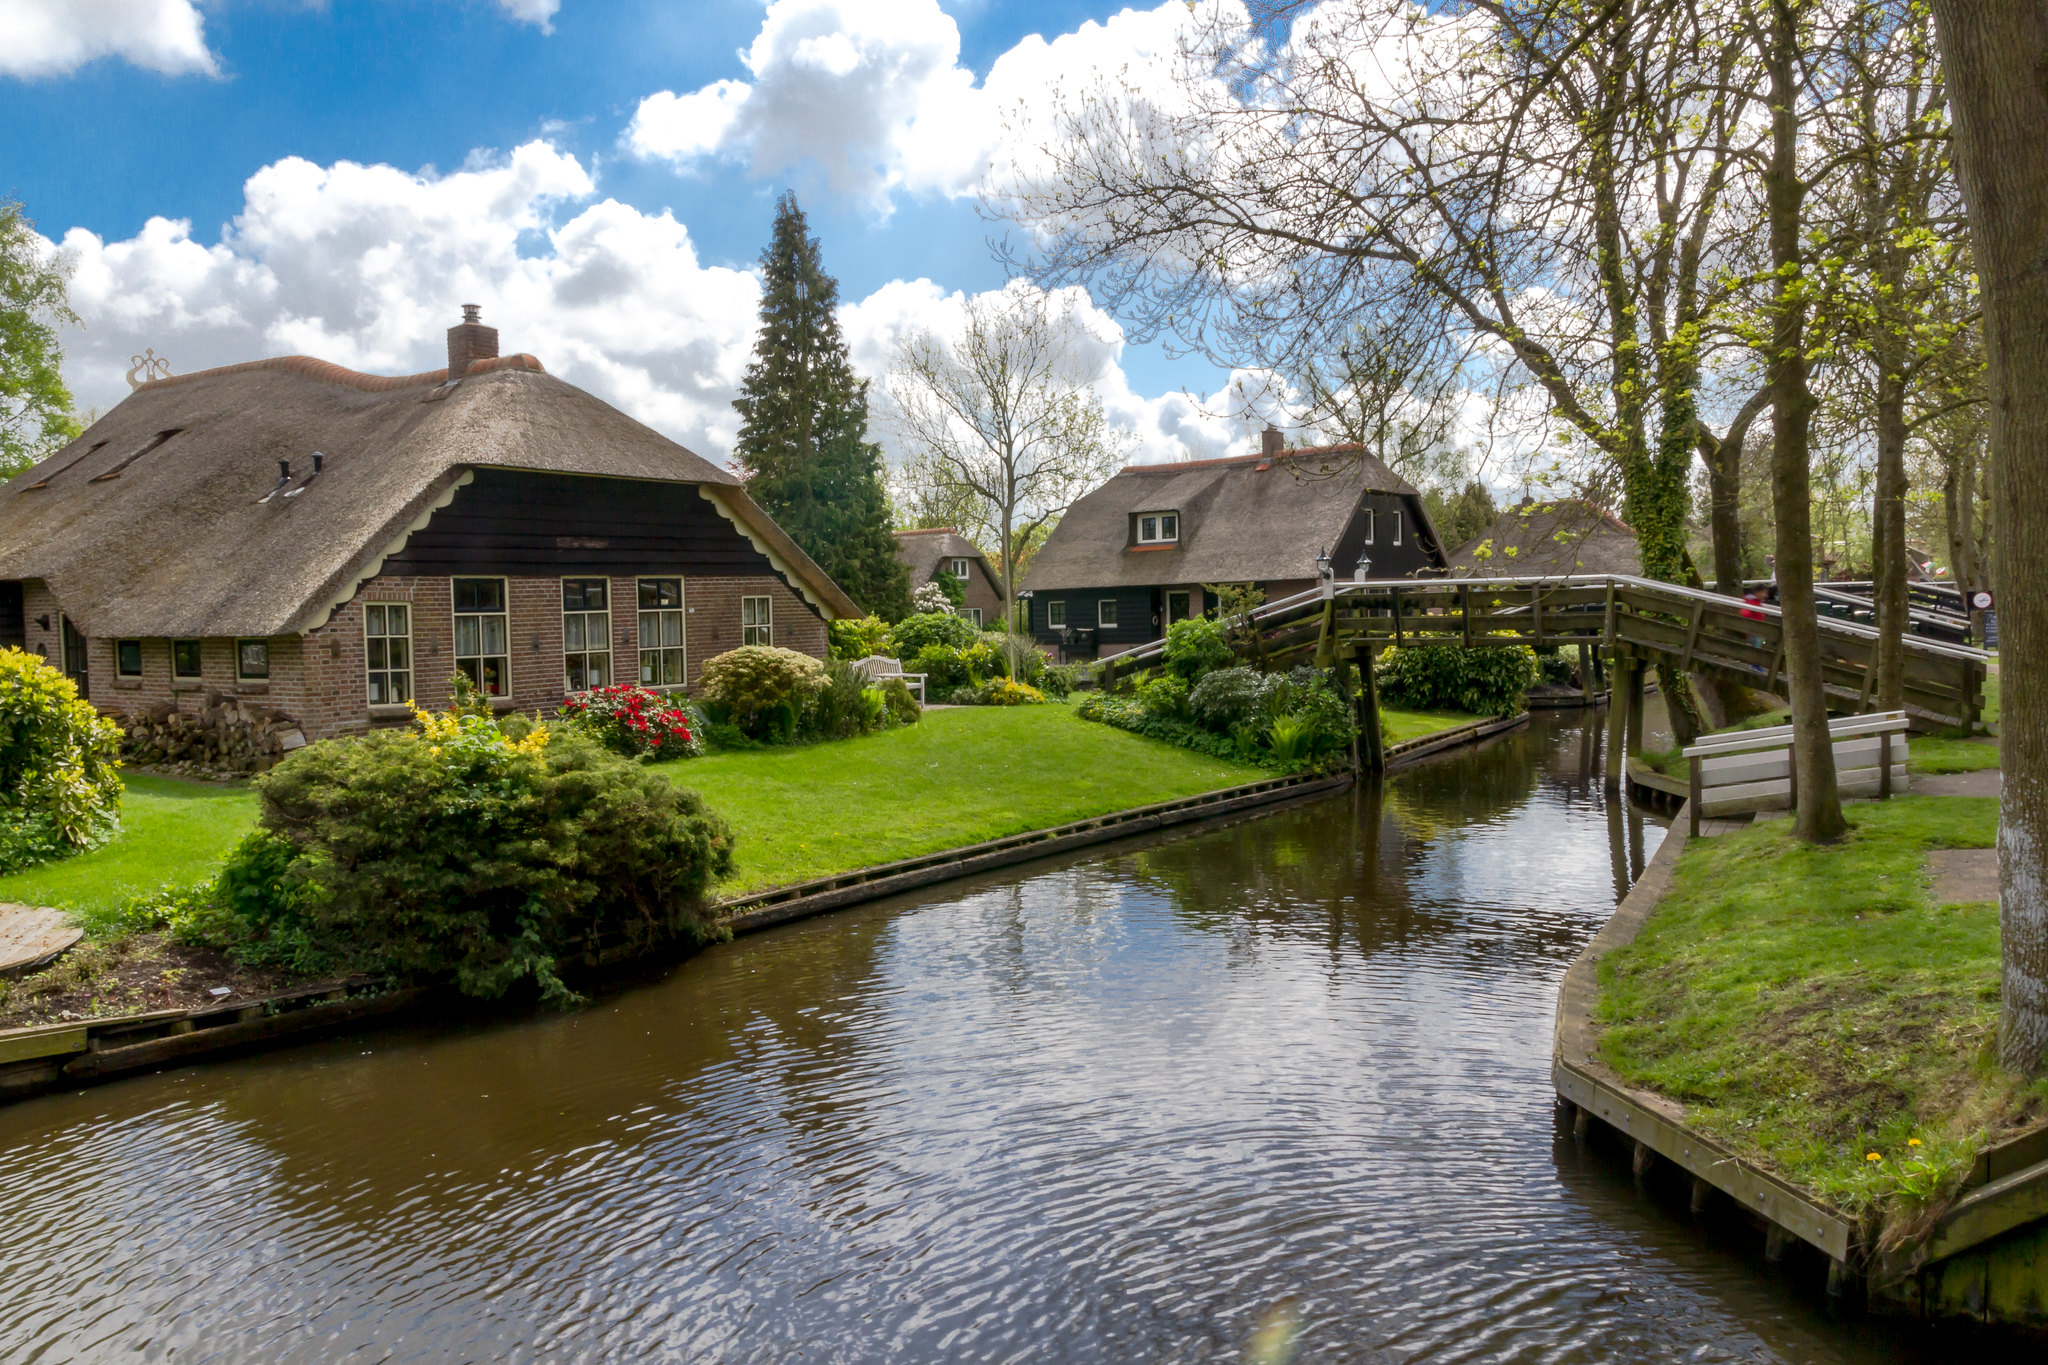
left=0, top=309, right=854, bottom=746
left=892, top=528, right=1006, bottom=629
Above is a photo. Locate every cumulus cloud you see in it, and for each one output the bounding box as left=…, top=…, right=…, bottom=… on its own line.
left=0, top=0, right=218, bottom=79
left=625, top=0, right=1206, bottom=211
left=55, top=142, right=763, bottom=456
left=495, top=0, right=561, bottom=32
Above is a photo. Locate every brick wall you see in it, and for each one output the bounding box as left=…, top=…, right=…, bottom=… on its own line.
left=25, top=569, right=830, bottom=742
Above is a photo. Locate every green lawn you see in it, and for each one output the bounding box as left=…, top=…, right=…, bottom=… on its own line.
left=1596, top=796, right=2043, bottom=1230
left=1380, top=707, right=1484, bottom=746
left=657, top=705, right=1265, bottom=894
left=0, top=775, right=258, bottom=929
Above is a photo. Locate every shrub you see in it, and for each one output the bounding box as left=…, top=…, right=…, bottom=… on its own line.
left=808, top=660, right=890, bottom=740
left=910, top=581, right=954, bottom=614
left=1267, top=714, right=1314, bottom=764
left=0, top=647, right=124, bottom=866
left=881, top=677, right=922, bottom=726
left=932, top=570, right=967, bottom=606
left=909, top=640, right=1006, bottom=690
left=1375, top=642, right=1538, bottom=717
left=558, top=684, right=702, bottom=760
left=1040, top=664, right=1080, bottom=700
left=1187, top=666, right=1275, bottom=732
left=1162, top=617, right=1234, bottom=683
left=890, top=610, right=979, bottom=659
left=220, top=711, right=734, bottom=1000
left=1534, top=647, right=1578, bottom=686
left=1134, top=671, right=1190, bottom=719
left=979, top=632, right=1045, bottom=685
left=697, top=646, right=829, bottom=738
left=978, top=678, right=1046, bottom=706
left=828, top=616, right=892, bottom=661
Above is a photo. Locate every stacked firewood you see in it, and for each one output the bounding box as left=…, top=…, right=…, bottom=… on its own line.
left=121, top=698, right=308, bottom=776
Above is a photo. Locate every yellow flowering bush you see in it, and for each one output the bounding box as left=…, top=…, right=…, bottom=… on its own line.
left=0, top=647, right=124, bottom=871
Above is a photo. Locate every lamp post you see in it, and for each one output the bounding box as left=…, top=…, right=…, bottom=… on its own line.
left=1317, top=545, right=1334, bottom=600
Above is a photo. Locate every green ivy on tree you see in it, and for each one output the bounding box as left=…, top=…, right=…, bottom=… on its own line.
left=0, top=201, right=82, bottom=479
left=732, top=192, right=911, bottom=620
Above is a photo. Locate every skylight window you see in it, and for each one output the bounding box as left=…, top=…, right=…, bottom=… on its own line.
left=90, top=429, right=182, bottom=483
left=1136, top=511, right=1179, bottom=545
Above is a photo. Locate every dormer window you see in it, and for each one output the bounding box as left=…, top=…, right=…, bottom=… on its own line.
left=1136, top=511, right=1179, bottom=545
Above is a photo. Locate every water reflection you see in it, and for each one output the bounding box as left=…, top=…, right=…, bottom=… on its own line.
left=0, top=711, right=1962, bottom=1362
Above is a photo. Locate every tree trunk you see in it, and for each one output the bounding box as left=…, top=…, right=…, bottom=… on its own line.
left=1764, top=0, right=1846, bottom=842
left=1872, top=376, right=1910, bottom=711
left=1696, top=391, right=1770, bottom=597
left=1930, top=0, right=2048, bottom=1073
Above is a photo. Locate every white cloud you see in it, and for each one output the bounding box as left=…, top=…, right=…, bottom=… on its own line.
left=0, top=0, right=217, bottom=79
left=495, top=0, right=561, bottom=33
left=56, top=142, right=764, bottom=456
left=626, top=0, right=1209, bottom=211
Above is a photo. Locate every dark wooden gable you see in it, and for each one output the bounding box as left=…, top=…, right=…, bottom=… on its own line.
left=381, top=469, right=810, bottom=609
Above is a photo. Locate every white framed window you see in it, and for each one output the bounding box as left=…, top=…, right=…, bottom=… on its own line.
left=364, top=603, right=412, bottom=705
left=1392, top=509, right=1404, bottom=545
left=173, top=640, right=203, bottom=679
left=1098, top=599, right=1119, bottom=628
left=638, top=577, right=686, bottom=686
left=741, top=595, right=773, bottom=647
left=236, top=638, right=270, bottom=682
left=452, top=577, right=509, bottom=696
left=1047, top=600, right=1066, bottom=628
left=1361, top=507, right=1375, bottom=544
left=957, top=607, right=982, bottom=628
left=1136, top=511, right=1180, bottom=544
left=115, top=639, right=143, bottom=677
left=562, top=578, right=612, bottom=692
left=947, top=557, right=971, bottom=579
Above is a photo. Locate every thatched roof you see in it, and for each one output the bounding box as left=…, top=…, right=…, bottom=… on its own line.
left=893, top=528, right=1002, bottom=595
left=1447, top=497, right=1642, bottom=577
left=0, top=353, right=858, bottom=637
left=1022, top=444, right=1424, bottom=591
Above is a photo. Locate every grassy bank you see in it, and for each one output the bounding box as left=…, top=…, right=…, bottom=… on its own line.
left=0, top=775, right=258, bottom=926
left=660, top=704, right=1265, bottom=893
left=1596, top=795, right=2044, bottom=1234
left=1380, top=707, right=1484, bottom=746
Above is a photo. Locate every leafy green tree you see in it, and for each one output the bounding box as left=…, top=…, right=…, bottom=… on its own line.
left=732, top=193, right=911, bottom=620
left=0, top=201, right=82, bottom=479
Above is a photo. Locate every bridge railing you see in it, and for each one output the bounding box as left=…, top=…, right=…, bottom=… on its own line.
left=1095, top=573, right=1988, bottom=729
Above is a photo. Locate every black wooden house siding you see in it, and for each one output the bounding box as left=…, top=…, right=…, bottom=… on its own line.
left=380, top=469, right=818, bottom=615
left=1331, top=492, right=1438, bottom=581
left=1031, top=586, right=1157, bottom=654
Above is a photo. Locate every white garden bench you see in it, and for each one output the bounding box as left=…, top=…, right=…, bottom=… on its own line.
left=850, top=654, right=926, bottom=704
left=1683, top=709, right=1911, bottom=837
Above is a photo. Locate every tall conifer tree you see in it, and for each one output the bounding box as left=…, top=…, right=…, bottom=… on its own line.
left=733, top=193, right=911, bottom=620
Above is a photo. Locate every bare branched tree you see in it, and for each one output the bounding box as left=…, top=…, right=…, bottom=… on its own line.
left=885, top=287, right=1132, bottom=660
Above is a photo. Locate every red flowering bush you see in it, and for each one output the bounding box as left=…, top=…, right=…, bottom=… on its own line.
left=558, top=684, right=703, bottom=760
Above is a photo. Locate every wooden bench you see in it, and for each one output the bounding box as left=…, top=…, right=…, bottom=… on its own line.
left=1683, top=710, right=1911, bottom=837
left=849, top=654, right=927, bottom=704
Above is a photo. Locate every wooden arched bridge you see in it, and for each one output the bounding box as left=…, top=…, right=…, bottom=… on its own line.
left=1098, top=574, right=1991, bottom=780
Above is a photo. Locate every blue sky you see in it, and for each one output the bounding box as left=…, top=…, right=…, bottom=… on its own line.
left=4, top=0, right=1258, bottom=465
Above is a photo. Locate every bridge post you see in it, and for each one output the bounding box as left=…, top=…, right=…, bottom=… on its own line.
left=1349, top=644, right=1386, bottom=776
left=1605, top=651, right=1634, bottom=788
left=1626, top=660, right=1646, bottom=755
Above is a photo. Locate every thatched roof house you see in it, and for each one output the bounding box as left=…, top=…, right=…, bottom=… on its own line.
left=0, top=308, right=854, bottom=752
left=1021, top=428, right=1447, bottom=658
left=1446, top=496, right=1642, bottom=578
left=892, top=528, right=1003, bottom=627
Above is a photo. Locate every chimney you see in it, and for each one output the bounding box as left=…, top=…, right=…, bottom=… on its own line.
left=1260, top=425, right=1284, bottom=460
left=446, top=303, right=499, bottom=378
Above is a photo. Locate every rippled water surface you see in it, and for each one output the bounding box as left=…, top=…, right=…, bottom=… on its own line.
left=0, top=713, right=1963, bottom=1361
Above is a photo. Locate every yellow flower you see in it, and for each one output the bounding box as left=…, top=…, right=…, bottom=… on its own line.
left=1865, top=1151, right=1883, bottom=1163
left=1907, top=1138, right=1923, bottom=1148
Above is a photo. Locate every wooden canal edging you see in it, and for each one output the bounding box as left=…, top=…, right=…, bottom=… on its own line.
left=1556, top=802, right=2048, bottom=1327
left=715, top=769, right=1355, bottom=934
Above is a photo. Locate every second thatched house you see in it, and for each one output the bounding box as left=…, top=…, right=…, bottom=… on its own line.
left=1021, top=429, right=1448, bottom=659
left=0, top=307, right=856, bottom=754
left=892, top=528, right=1004, bottom=628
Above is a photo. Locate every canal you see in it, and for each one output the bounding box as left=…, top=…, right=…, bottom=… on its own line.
left=0, top=711, right=1963, bottom=1361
